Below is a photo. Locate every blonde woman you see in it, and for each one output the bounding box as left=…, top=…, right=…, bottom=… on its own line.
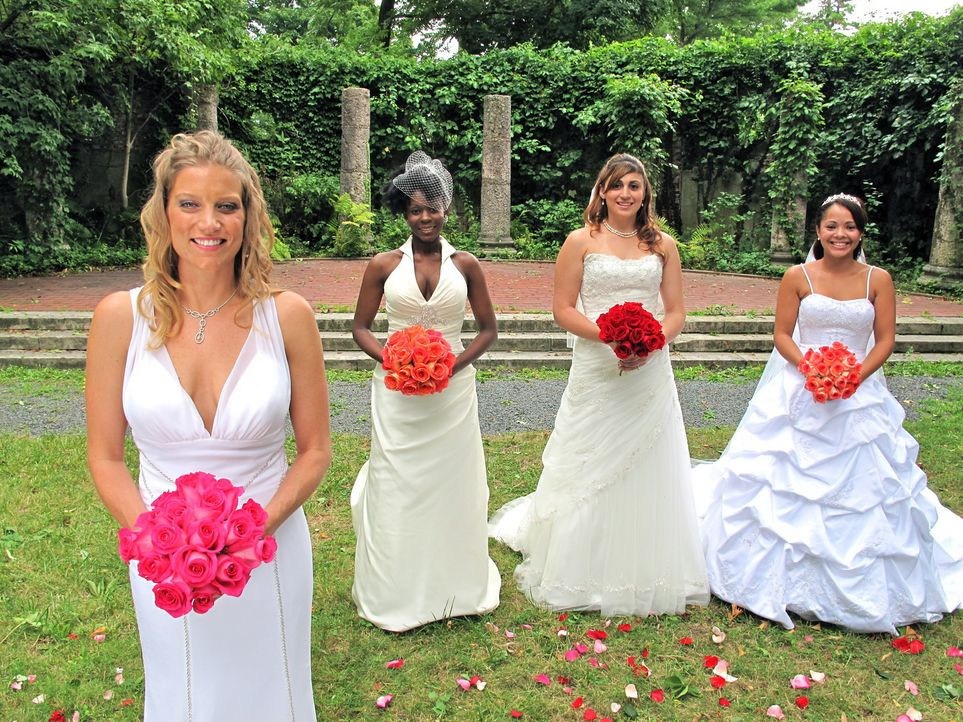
left=86, top=131, right=330, bottom=720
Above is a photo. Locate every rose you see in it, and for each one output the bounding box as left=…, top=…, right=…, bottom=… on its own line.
left=384, top=373, right=402, bottom=391
left=813, top=389, right=829, bottom=403
left=213, top=554, right=252, bottom=596
left=257, top=536, right=278, bottom=564
left=401, top=378, right=421, bottom=395
left=192, top=476, right=243, bottom=523
left=239, top=497, right=268, bottom=527
left=186, top=518, right=227, bottom=551
left=118, top=527, right=139, bottom=563
left=190, top=584, right=222, bottom=614
left=151, top=490, right=190, bottom=525
left=175, top=471, right=218, bottom=509
left=170, top=545, right=218, bottom=587
left=224, top=506, right=262, bottom=548
left=614, top=342, right=634, bottom=359
left=136, top=553, right=173, bottom=583
left=412, top=365, right=432, bottom=383
left=149, top=518, right=186, bottom=556
left=153, top=579, right=193, bottom=618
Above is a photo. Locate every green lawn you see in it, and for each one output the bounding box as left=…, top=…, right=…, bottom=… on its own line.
left=1, top=389, right=961, bottom=720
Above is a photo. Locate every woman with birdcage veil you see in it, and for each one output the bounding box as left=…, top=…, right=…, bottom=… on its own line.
left=349, top=151, right=500, bottom=631
left=692, top=193, right=963, bottom=634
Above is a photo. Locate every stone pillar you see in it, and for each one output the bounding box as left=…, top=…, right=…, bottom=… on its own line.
left=340, top=87, right=370, bottom=206
left=921, top=82, right=963, bottom=285
left=769, top=170, right=807, bottom=266
left=479, top=94, right=514, bottom=255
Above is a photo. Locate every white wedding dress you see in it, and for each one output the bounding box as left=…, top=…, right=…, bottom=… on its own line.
left=693, top=266, right=963, bottom=633
left=123, top=289, right=316, bottom=721
left=351, top=238, right=500, bottom=632
left=489, top=253, right=709, bottom=615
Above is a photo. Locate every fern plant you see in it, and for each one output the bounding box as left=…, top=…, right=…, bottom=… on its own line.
left=329, top=192, right=375, bottom=257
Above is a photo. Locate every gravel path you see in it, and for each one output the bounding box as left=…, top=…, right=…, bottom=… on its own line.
left=2, top=376, right=957, bottom=437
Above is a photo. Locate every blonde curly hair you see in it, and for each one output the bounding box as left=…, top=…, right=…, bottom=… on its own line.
left=137, top=130, right=274, bottom=348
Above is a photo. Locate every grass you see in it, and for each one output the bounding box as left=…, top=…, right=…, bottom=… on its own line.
left=2, top=390, right=962, bottom=720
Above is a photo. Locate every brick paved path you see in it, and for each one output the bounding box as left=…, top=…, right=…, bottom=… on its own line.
left=1, top=259, right=961, bottom=315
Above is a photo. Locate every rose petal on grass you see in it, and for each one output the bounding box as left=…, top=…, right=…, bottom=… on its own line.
left=947, top=646, right=963, bottom=658
left=625, top=683, right=638, bottom=699
left=574, top=643, right=589, bottom=655
left=563, top=686, right=573, bottom=695
left=719, top=697, right=732, bottom=707
left=588, top=657, right=604, bottom=669
left=711, top=626, right=727, bottom=644
left=456, top=677, right=471, bottom=691
left=901, top=707, right=923, bottom=721
left=586, top=630, right=607, bottom=640
left=510, top=711, right=523, bottom=719
left=522, top=624, right=533, bottom=630
left=795, top=696, right=809, bottom=709
left=790, top=674, right=812, bottom=689
left=72, top=712, right=81, bottom=722
left=679, top=637, right=693, bottom=645
left=27, top=674, right=37, bottom=683
left=120, top=699, right=134, bottom=707
left=594, top=639, right=607, bottom=654
left=904, top=679, right=919, bottom=695
left=650, top=689, right=665, bottom=703
left=766, top=704, right=786, bottom=719
left=710, top=675, right=726, bottom=689
left=704, top=655, right=719, bottom=668
left=559, top=613, right=569, bottom=621
left=955, top=662, right=963, bottom=676
left=565, top=648, right=580, bottom=662
left=611, top=702, right=622, bottom=713
left=505, top=630, right=516, bottom=639
left=557, top=629, right=569, bottom=637
left=470, top=676, right=485, bottom=690
left=583, top=710, right=597, bottom=721
left=533, top=674, right=552, bottom=686
left=385, top=659, right=404, bottom=670
left=809, top=670, right=826, bottom=684
left=103, top=690, right=114, bottom=700
left=375, top=694, right=394, bottom=709
left=32, top=694, right=45, bottom=704
left=618, top=623, right=632, bottom=632
left=10, top=681, right=22, bottom=691
left=712, top=660, right=738, bottom=682
left=572, top=697, right=584, bottom=709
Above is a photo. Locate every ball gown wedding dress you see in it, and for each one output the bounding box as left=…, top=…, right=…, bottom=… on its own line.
left=692, top=265, right=963, bottom=634
left=122, top=289, right=316, bottom=721
left=351, top=238, right=500, bottom=631
left=489, top=252, right=710, bottom=615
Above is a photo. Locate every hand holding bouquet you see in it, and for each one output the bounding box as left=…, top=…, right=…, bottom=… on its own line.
left=797, top=341, right=862, bottom=403
left=382, top=325, right=456, bottom=395
left=117, top=472, right=277, bottom=618
left=596, top=302, right=666, bottom=363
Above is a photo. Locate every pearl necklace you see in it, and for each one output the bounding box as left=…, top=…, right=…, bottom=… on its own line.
left=603, top=220, right=637, bottom=238
left=182, top=287, right=238, bottom=344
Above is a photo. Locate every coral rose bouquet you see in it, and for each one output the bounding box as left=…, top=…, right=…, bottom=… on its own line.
left=117, top=472, right=277, bottom=618
left=596, top=301, right=666, bottom=365
left=797, top=341, right=862, bottom=403
left=382, top=324, right=456, bottom=396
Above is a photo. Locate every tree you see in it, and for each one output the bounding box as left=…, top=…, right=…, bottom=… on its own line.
left=248, top=0, right=383, bottom=50
left=656, top=0, right=808, bottom=44
left=386, top=0, right=666, bottom=53
left=804, top=0, right=855, bottom=30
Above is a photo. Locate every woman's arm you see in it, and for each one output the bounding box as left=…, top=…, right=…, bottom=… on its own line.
left=773, top=265, right=805, bottom=368
left=860, top=268, right=896, bottom=380
left=452, top=252, right=497, bottom=374
left=552, top=229, right=600, bottom=341
left=351, top=253, right=397, bottom=363
left=86, top=292, right=146, bottom=528
left=264, top=291, right=332, bottom=535
left=657, top=235, right=685, bottom=344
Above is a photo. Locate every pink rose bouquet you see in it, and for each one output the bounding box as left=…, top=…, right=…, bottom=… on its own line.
left=797, top=341, right=862, bottom=403
left=382, top=324, right=456, bottom=395
left=596, top=302, right=666, bottom=361
left=117, top=472, right=277, bottom=618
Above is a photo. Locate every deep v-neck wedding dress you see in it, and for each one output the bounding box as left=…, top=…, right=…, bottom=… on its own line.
left=122, top=289, right=316, bottom=721
left=489, top=253, right=709, bottom=615
left=692, top=266, right=963, bottom=633
left=351, top=238, right=500, bottom=631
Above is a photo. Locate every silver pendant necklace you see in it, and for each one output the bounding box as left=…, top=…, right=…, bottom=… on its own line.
left=182, top=287, right=238, bottom=344
left=603, top=220, right=637, bottom=238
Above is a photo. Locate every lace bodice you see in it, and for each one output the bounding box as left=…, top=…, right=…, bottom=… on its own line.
left=383, top=238, right=466, bottom=353
left=797, top=294, right=875, bottom=359
left=579, top=253, right=663, bottom=321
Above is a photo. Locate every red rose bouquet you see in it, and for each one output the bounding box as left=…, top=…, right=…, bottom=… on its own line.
left=117, top=472, right=277, bottom=618
left=382, top=324, right=456, bottom=396
left=596, top=301, right=666, bottom=360
left=797, top=341, right=862, bottom=403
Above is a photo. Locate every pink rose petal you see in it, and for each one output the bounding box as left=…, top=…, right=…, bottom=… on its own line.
left=475, top=680, right=486, bottom=691
left=594, top=639, right=607, bottom=654
left=533, top=674, right=552, bottom=686
left=574, top=642, right=588, bottom=654
left=505, top=630, right=516, bottom=639
left=10, top=681, right=22, bottom=691
left=904, top=680, right=919, bottom=696
left=624, top=683, right=638, bottom=699
left=564, top=648, right=580, bottom=662
left=27, top=675, right=37, bottom=683
left=32, top=694, right=45, bottom=704
left=103, top=690, right=114, bottom=700
left=557, top=629, right=569, bottom=637
left=385, top=658, right=404, bottom=669
left=610, top=702, right=621, bottom=713
left=712, top=660, right=738, bottom=682
left=790, top=674, right=812, bottom=689
left=72, top=712, right=80, bottom=722
left=947, top=646, right=963, bottom=658
left=711, top=626, right=726, bottom=644
left=522, top=624, right=533, bottom=630
left=456, top=677, right=471, bottom=691
left=809, top=670, right=826, bottom=684
left=766, top=705, right=786, bottom=719
left=375, top=694, right=394, bottom=709
left=588, top=657, right=604, bottom=668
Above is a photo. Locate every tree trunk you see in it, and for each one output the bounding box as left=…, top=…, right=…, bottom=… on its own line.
left=378, top=0, right=395, bottom=48
left=193, top=83, right=219, bottom=132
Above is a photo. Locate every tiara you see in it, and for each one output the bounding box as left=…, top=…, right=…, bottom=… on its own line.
left=821, top=193, right=862, bottom=206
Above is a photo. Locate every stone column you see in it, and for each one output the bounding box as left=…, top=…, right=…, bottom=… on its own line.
left=479, top=94, right=514, bottom=255
left=921, top=81, right=963, bottom=285
left=769, top=170, right=807, bottom=266
left=340, top=87, right=370, bottom=206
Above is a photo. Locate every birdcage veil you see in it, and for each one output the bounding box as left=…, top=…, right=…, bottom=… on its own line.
left=391, top=151, right=453, bottom=212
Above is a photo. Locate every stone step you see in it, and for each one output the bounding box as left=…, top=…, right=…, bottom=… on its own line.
left=3, top=348, right=961, bottom=371
left=4, top=328, right=962, bottom=355
left=3, top=311, right=962, bottom=336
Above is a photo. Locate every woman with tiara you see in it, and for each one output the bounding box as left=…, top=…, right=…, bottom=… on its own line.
left=489, top=153, right=709, bottom=616
left=693, top=193, right=963, bottom=634
left=349, top=151, right=501, bottom=631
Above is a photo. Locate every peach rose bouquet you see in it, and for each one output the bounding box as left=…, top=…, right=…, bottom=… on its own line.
left=797, top=341, right=862, bottom=403
left=381, top=324, right=456, bottom=396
